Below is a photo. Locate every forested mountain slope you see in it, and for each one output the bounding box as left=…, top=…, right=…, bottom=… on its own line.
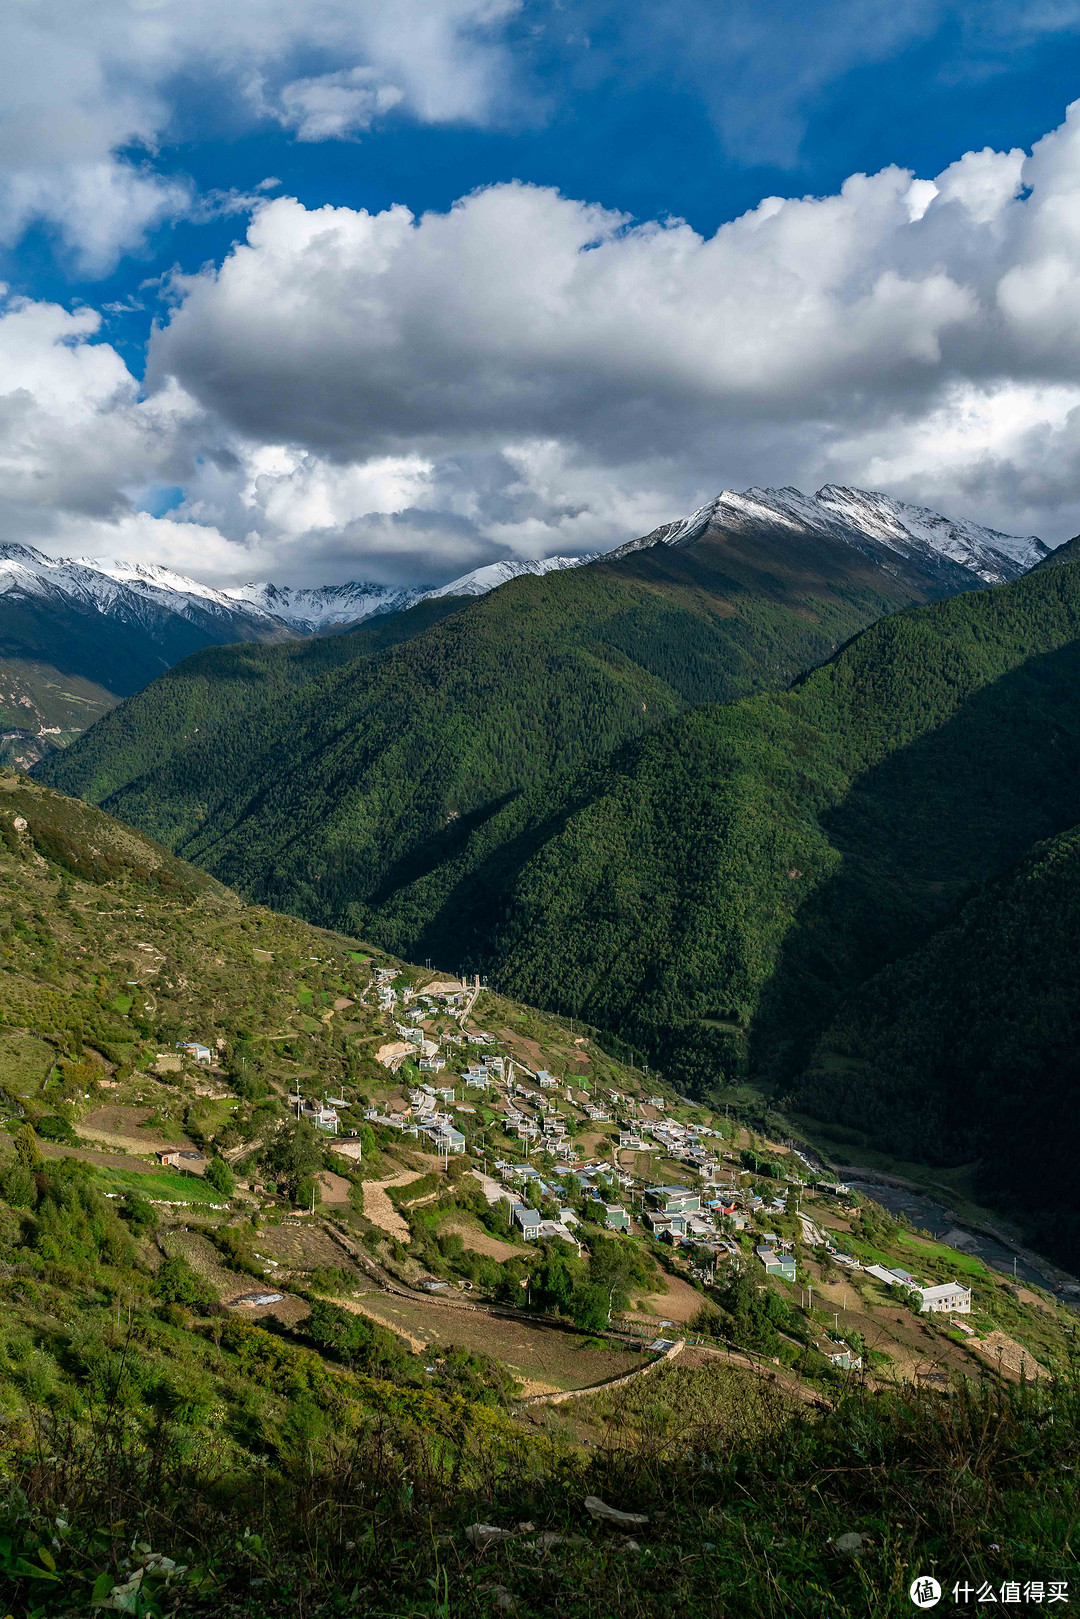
left=793, top=822, right=1080, bottom=1264
left=36, top=597, right=463, bottom=823
left=398, top=548, right=1080, bottom=1123
left=42, top=505, right=978, bottom=929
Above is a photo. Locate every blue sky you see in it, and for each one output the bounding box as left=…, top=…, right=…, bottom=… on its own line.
left=5, top=0, right=1080, bottom=584
left=16, top=2, right=1080, bottom=338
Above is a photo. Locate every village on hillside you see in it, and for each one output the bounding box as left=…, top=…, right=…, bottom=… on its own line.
left=0, top=784, right=1066, bottom=1407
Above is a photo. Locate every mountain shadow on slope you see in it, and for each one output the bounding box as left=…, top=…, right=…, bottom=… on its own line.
left=790, top=823, right=1080, bottom=1267
left=386, top=554, right=1080, bottom=1108
left=749, top=631, right=1080, bottom=1083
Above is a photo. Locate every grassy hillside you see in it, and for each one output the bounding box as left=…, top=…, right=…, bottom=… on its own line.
left=2, top=771, right=1077, bottom=1616
left=2, top=767, right=1080, bottom=1606
left=41, top=518, right=972, bottom=944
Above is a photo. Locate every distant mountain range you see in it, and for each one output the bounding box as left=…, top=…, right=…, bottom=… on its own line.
left=41, top=478, right=1034, bottom=952
left=217, top=555, right=589, bottom=632
left=0, top=481, right=1048, bottom=667
left=0, top=545, right=588, bottom=763
left=0, top=541, right=591, bottom=662
left=0, top=483, right=1048, bottom=756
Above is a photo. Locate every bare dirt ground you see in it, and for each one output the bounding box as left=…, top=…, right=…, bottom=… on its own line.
left=497, top=1030, right=553, bottom=1074
left=631, top=1274, right=705, bottom=1325
left=575, top=1130, right=607, bottom=1157
left=1016, top=1287, right=1055, bottom=1314
left=345, top=1292, right=642, bottom=1392
left=232, top=1293, right=311, bottom=1327
left=253, top=1223, right=355, bottom=1270
left=808, top=1264, right=988, bottom=1384
left=442, top=1218, right=525, bottom=1261
left=317, top=1171, right=352, bottom=1205
left=78, top=1105, right=189, bottom=1154
left=563, top=1048, right=591, bottom=1070
left=969, top=1329, right=1045, bottom=1380
left=376, top=1041, right=412, bottom=1067
left=359, top=1169, right=420, bottom=1243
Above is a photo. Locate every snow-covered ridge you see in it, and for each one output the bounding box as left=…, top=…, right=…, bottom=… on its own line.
left=0, top=543, right=283, bottom=627
left=661, top=485, right=1048, bottom=584
left=0, top=482, right=1046, bottom=655
left=420, top=555, right=589, bottom=601
left=221, top=579, right=419, bottom=632
left=0, top=543, right=597, bottom=640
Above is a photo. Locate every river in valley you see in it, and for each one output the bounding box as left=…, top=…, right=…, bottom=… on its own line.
left=843, top=1175, right=1077, bottom=1301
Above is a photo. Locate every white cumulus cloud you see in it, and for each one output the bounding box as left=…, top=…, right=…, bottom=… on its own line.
left=12, top=104, right=1080, bottom=581
left=0, top=0, right=519, bottom=273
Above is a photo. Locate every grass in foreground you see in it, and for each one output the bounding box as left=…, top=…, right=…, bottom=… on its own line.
left=2, top=1349, right=1078, bottom=1618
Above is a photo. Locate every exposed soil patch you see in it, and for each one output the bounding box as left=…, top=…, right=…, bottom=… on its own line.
left=253, top=1223, right=355, bottom=1270
left=317, top=1171, right=352, bottom=1205
left=229, top=1291, right=311, bottom=1327
left=357, top=1169, right=417, bottom=1243
left=345, top=1293, right=641, bottom=1390
left=497, top=1030, right=552, bottom=1073
left=78, top=1105, right=190, bottom=1154
left=631, top=1274, right=703, bottom=1325
left=441, top=1218, right=526, bottom=1261
left=969, top=1329, right=1045, bottom=1381
left=1016, top=1287, right=1054, bottom=1313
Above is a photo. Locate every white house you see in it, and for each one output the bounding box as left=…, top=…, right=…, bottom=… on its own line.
left=918, top=1280, right=972, bottom=1314
left=178, top=1041, right=212, bottom=1066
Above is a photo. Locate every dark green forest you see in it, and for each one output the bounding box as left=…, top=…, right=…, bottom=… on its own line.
left=401, top=547, right=1080, bottom=1262
left=42, top=513, right=969, bottom=941
left=795, top=821, right=1080, bottom=1264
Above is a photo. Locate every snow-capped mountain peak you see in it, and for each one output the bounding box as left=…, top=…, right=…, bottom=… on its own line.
left=419, top=555, right=590, bottom=601
left=0, top=544, right=597, bottom=646
left=813, top=486, right=1049, bottom=581
left=658, top=483, right=1048, bottom=585
left=221, top=580, right=419, bottom=633
left=0, top=483, right=1048, bottom=690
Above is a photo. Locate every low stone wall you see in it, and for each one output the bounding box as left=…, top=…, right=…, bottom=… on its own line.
left=520, top=1338, right=686, bottom=1407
